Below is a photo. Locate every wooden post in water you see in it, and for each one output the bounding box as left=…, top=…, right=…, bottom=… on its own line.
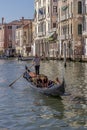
left=64, top=43, right=66, bottom=67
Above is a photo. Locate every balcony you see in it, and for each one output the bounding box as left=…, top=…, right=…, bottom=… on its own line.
left=58, top=13, right=73, bottom=22
left=38, top=31, right=46, bottom=37
left=83, top=30, right=87, bottom=36
left=58, top=34, right=72, bottom=40
left=69, top=13, right=73, bottom=18
left=61, top=14, right=69, bottom=21
left=51, top=28, right=57, bottom=32
left=59, top=35, right=65, bottom=40
left=38, top=14, right=46, bottom=21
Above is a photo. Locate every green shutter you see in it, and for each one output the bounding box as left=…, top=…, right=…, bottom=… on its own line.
left=62, top=5, right=68, bottom=11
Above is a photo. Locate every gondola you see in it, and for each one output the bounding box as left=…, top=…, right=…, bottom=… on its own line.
left=23, top=66, right=65, bottom=97
left=18, top=56, right=33, bottom=61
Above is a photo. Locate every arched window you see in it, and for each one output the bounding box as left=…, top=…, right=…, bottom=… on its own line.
left=78, top=1, right=82, bottom=14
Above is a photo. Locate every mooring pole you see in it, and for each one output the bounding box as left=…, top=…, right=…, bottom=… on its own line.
left=64, top=43, right=66, bottom=67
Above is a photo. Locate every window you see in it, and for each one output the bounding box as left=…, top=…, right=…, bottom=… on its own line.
left=48, top=22, right=51, bottom=31
left=43, top=22, right=46, bottom=34
left=38, top=23, right=43, bottom=32
left=8, top=26, right=12, bottom=29
left=16, top=26, right=20, bottom=29
left=78, top=1, right=82, bottom=14
left=53, top=6, right=57, bottom=13
left=48, top=6, right=49, bottom=13
left=35, top=26, right=37, bottom=36
left=83, top=16, right=85, bottom=31
left=38, top=0, right=41, bottom=6
left=24, top=32, right=26, bottom=36
left=43, top=0, right=46, bottom=5
left=78, top=24, right=82, bottom=34
left=71, top=24, right=72, bottom=34
left=71, top=2, right=72, bottom=13
left=53, top=23, right=56, bottom=28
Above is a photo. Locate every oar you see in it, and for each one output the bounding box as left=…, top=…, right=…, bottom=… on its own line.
left=9, top=74, right=23, bottom=87
left=9, top=64, right=34, bottom=87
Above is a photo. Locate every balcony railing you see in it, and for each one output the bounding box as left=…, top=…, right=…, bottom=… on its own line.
left=38, top=14, right=46, bottom=20
left=38, top=31, right=46, bottom=37
left=58, top=34, right=72, bottom=40
left=60, top=13, right=73, bottom=21
left=59, top=35, right=65, bottom=40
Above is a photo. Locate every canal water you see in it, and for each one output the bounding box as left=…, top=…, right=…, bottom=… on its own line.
left=0, top=59, right=87, bottom=130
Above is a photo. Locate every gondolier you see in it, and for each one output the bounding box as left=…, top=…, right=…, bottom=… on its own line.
left=33, top=54, right=40, bottom=75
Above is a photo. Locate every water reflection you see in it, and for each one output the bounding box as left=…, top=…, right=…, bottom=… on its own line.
left=41, top=60, right=87, bottom=129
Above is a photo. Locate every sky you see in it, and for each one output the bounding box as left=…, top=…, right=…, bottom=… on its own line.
left=0, top=0, right=34, bottom=23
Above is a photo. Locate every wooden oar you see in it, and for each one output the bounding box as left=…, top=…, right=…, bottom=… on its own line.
left=9, top=64, right=34, bottom=87
left=9, top=74, right=23, bottom=87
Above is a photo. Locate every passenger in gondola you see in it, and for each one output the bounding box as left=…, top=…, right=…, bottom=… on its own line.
left=29, top=71, right=36, bottom=78
left=36, top=75, right=42, bottom=87
left=54, top=77, right=61, bottom=85
left=48, top=80, right=53, bottom=85
left=42, top=76, right=48, bottom=88
left=48, top=80, right=54, bottom=88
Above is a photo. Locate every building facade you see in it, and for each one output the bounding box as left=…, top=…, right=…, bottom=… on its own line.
left=34, top=0, right=58, bottom=57
left=83, top=0, right=87, bottom=60
left=0, top=18, right=23, bottom=56
left=57, top=0, right=83, bottom=60
left=15, top=19, right=33, bottom=56
left=0, top=17, right=33, bottom=57
left=15, top=27, right=23, bottom=55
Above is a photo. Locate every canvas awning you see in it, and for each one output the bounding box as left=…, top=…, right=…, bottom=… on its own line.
left=47, top=32, right=57, bottom=41
left=62, top=5, right=68, bottom=11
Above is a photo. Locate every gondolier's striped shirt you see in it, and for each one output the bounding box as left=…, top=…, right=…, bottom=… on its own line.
left=33, top=57, right=40, bottom=66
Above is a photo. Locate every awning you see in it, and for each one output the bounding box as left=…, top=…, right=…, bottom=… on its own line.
left=48, top=32, right=54, bottom=37
left=62, top=5, right=68, bottom=11
left=47, top=32, right=57, bottom=42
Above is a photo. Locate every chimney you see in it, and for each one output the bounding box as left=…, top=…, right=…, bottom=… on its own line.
left=22, top=17, right=24, bottom=25
left=2, top=17, right=4, bottom=24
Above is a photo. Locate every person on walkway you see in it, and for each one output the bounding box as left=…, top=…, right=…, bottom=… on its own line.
left=33, top=54, right=41, bottom=75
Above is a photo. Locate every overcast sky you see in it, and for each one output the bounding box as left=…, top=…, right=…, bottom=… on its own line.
left=0, top=0, right=34, bottom=23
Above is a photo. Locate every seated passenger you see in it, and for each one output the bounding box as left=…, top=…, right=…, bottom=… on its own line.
left=29, top=72, right=36, bottom=78
left=54, top=77, right=61, bottom=84
left=48, top=80, right=53, bottom=85
left=42, top=76, right=48, bottom=88
left=36, top=75, right=42, bottom=87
